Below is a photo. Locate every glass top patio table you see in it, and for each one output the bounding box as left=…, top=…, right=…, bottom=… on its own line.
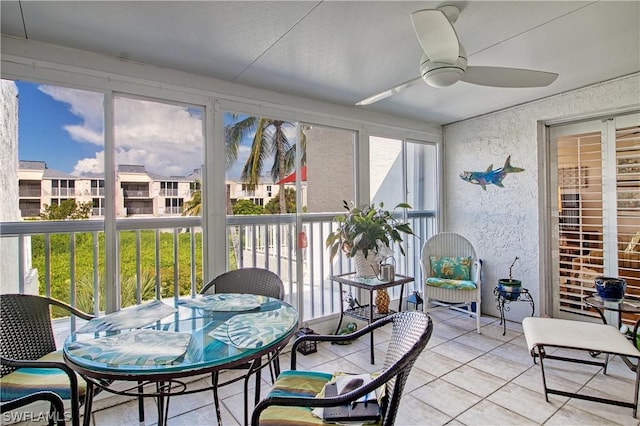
left=63, top=294, right=298, bottom=378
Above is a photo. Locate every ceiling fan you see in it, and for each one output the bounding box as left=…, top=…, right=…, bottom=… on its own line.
left=356, top=5, right=559, bottom=106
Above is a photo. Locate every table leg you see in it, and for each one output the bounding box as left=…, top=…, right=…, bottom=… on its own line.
left=334, top=283, right=345, bottom=335
left=398, top=284, right=406, bottom=312
left=82, top=382, right=94, bottom=426
left=588, top=305, right=639, bottom=371
left=212, top=373, right=223, bottom=426
left=156, top=382, right=166, bottom=426
left=591, top=306, right=608, bottom=324
left=369, top=289, right=375, bottom=364
left=273, top=353, right=281, bottom=377
left=252, top=363, right=262, bottom=426
left=137, top=382, right=145, bottom=424
left=495, top=294, right=507, bottom=336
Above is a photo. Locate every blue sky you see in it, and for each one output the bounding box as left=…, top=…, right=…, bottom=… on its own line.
left=18, top=82, right=101, bottom=174
left=14, top=80, right=259, bottom=179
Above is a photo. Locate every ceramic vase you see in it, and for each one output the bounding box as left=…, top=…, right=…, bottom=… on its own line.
left=353, top=251, right=379, bottom=278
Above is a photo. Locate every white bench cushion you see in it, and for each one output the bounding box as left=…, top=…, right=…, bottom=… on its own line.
left=523, top=317, right=640, bottom=358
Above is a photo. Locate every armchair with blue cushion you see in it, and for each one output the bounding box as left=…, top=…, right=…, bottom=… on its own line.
left=420, top=232, right=482, bottom=333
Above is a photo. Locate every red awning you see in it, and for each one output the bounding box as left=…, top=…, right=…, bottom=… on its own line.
left=276, top=165, right=307, bottom=184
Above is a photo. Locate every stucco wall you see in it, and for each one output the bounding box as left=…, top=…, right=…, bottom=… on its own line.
left=0, top=80, right=21, bottom=293
left=0, top=80, right=18, bottom=220
left=443, top=73, right=640, bottom=322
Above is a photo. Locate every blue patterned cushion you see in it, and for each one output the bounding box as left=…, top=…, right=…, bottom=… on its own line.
left=426, top=277, right=477, bottom=290
left=429, top=256, right=472, bottom=280
left=0, top=350, right=87, bottom=401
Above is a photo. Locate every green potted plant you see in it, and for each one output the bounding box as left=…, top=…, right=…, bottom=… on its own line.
left=498, top=256, right=522, bottom=300
left=325, top=200, right=414, bottom=278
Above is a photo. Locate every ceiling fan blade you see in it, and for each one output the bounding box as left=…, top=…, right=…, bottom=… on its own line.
left=462, top=66, right=559, bottom=88
left=356, top=77, right=422, bottom=106
left=410, top=9, right=459, bottom=64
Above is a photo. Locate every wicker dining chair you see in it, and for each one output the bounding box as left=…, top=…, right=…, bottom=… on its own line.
left=200, top=267, right=285, bottom=300
left=251, top=311, right=433, bottom=426
left=200, top=267, right=285, bottom=425
left=0, top=294, right=96, bottom=426
left=1, top=390, right=67, bottom=426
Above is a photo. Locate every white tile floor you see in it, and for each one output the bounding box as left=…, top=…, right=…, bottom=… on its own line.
left=14, top=309, right=640, bottom=426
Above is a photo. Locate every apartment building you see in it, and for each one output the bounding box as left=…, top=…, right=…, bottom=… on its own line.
left=16, top=161, right=287, bottom=218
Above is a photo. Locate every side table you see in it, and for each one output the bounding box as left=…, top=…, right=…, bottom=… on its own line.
left=584, top=296, right=640, bottom=372
left=493, top=286, right=535, bottom=336
left=330, top=272, right=414, bottom=364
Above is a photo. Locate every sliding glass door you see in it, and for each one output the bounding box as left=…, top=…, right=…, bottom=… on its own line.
left=550, top=113, right=640, bottom=326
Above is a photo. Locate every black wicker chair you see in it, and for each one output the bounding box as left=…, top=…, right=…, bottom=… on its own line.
left=200, top=267, right=285, bottom=425
left=0, top=294, right=95, bottom=426
left=200, top=267, right=285, bottom=299
left=1, top=391, right=67, bottom=426
left=251, top=311, right=433, bottom=426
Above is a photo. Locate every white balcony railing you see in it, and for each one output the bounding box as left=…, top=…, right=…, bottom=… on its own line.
left=159, top=189, right=179, bottom=197
left=0, top=211, right=435, bottom=325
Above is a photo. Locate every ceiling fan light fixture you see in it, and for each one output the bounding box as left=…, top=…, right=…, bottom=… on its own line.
left=419, top=48, right=467, bottom=88
left=423, top=66, right=464, bottom=88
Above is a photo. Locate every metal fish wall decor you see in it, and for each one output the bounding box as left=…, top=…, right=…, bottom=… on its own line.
left=460, top=155, right=524, bottom=190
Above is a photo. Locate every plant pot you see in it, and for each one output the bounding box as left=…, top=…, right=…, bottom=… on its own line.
left=594, top=276, right=626, bottom=303
left=353, top=251, right=379, bottom=278
left=498, top=279, right=522, bottom=301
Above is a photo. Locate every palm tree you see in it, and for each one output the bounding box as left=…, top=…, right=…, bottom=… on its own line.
left=226, top=115, right=305, bottom=214
left=182, top=182, right=202, bottom=216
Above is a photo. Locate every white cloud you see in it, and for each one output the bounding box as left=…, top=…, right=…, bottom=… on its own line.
left=41, top=86, right=204, bottom=177
left=39, top=85, right=103, bottom=146
left=41, top=87, right=296, bottom=180
left=65, top=124, right=103, bottom=146
left=72, top=151, right=104, bottom=176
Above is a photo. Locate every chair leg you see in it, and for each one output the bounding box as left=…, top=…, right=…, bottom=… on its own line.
left=48, top=401, right=57, bottom=426
left=538, top=349, right=550, bottom=403
left=634, top=359, right=640, bottom=418
left=48, top=396, right=66, bottom=426
left=476, top=303, right=481, bottom=334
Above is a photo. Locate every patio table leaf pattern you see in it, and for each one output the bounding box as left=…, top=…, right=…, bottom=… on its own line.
left=66, top=329, right=192, bottom=366
left=209, top=305, right=297, bottom=349
left=77, top=300, right=177, bottom=333
left=177, top=293, right=264, bottom=311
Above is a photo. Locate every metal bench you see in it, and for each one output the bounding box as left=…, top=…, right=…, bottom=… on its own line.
left=523, top=317, right=640, bottom=417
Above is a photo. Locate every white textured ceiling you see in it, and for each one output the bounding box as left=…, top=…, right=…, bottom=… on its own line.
left=2, top=1, right=639, bottom=125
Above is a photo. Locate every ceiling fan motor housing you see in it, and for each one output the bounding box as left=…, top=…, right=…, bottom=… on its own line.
left=419, top=45, right=468, bottom=88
